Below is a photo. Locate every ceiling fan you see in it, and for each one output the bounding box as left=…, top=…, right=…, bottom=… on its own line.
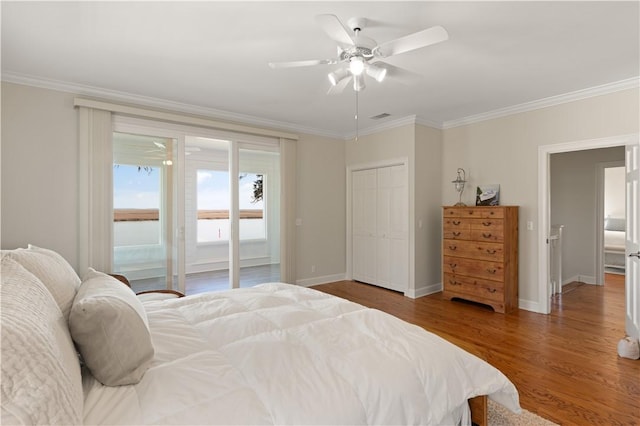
left=146, top=141, right=200, bottom=156
left=269, top=14, right=448, bottom=93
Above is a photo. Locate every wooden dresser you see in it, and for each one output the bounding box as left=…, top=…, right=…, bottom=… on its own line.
left=442, top=206, right=518, bottom=313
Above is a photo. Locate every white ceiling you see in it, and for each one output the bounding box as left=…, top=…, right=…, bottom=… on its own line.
left=2, top=1, right=639, bottom=138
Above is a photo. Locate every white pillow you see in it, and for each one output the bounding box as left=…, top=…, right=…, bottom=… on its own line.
left=69, top=268, right=154, bottom=386
left=0, top=255, right=83, bottom=425
left=3, top=245, right=81, bottom=322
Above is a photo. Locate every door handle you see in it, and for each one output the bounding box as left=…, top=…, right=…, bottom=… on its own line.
left=629, top=251, right=640, bottom=259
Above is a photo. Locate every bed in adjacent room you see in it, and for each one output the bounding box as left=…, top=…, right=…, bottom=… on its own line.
left=604, top=217, right=626, bottom=273
left=2, top=246, right=521, bottom=426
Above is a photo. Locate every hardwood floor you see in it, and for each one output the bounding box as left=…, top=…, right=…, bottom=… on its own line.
left=130, top=264, right=280, bottom=294
left=312, top=275, right=639, bottom=425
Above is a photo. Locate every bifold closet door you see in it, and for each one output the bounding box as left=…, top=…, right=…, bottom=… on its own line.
left=352, top=168, right=377, bottom=285
left=351, top=164, right=408, bottom=292
left=376, top=165, right=408, bottom=292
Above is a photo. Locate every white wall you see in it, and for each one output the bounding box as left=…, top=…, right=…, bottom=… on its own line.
left=442, top=88, right=640, bottom=307
left=604, top=166, right=625, bottom=219
left=550, top=147, right=625, bottom=283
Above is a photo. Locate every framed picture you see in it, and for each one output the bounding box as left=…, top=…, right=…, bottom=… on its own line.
left=476, top=184, right=500, bottom=206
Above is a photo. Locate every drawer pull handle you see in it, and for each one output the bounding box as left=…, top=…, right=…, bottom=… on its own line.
left=453, top=220, right=461, bottom=225
left=453, top=231, right=461, bottom=237
left=482, top=232, right=492, bottom=238
left=482, top=221, right=492, bottom=226
left=487, top=268, right=497, bottom=274
left=449, top=263, right=457, bottom=269
left=449, top=245, right=457, bottom=251
left=487, top=288, right=497, bottom=293
left=486, top=249, right=497, bottom=254
left=449, top=280, right=461, bottom=286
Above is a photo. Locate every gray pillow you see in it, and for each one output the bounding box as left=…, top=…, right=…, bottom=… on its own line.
left=604, top=217, right=625, bottom=232
left=69, top=268, right=154, bottom=386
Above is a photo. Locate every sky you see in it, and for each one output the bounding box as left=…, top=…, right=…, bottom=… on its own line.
left=113, top=164, right=263, bottom=210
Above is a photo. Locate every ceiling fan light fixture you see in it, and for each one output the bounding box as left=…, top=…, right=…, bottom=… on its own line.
left=366, top=64, right=387, bottom=82
left=328, top=68, right=350, bottom=86
left=349, top=56, right=365, bottom=76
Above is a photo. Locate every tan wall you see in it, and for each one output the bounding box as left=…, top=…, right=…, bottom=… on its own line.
left=1, top=83, right=79, bottom=266
left=3, top=81, right=638, bottom=309
left=442, top=88, right=640, bottom=304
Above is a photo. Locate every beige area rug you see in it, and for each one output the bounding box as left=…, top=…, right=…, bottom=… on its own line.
left=488, top=400, right=558, bottom=425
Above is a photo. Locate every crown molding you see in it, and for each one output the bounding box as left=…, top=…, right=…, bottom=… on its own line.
left=1, top=71, right=346, bottom=140
left=442, top=76, right=640, bottom=129
left=4, top=71, right=637, bottom=138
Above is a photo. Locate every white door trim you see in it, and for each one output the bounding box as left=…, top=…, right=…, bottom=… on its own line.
left=538, top=133, right=638, bottom=314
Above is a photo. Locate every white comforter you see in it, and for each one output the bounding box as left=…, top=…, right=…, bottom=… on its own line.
left=83, top=283, right=520, bottom=425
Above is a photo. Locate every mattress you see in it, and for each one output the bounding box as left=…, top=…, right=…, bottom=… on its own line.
left=82, top=283, right=520, bottom=425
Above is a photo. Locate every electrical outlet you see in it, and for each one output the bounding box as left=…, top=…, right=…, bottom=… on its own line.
left=527, top=221, right=534, bottom=231
left=311, top=265, right=316, bottom=273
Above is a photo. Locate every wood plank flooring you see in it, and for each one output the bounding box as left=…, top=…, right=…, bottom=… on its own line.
left=312, top=275, right=639, bottom=426
left=130, top=264, right=280, bottom=294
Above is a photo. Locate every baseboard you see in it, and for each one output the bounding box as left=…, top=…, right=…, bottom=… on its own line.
left=563, top=274, right=597, bottom=286
left=405, top=282, right=442, bottom=299
left=518, top=298, right=544, bottom=313
left=296, top=273, right=346, bottom=288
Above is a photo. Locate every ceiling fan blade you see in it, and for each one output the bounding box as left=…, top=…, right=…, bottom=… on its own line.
left=373, top=25, right=448, bottom=58
left=374, top=61, right=423, bottom=84
left=327, top=75, right=352, bottom=95
left=315, top=14, right=356, bottom=47
left=269, top=59, right=336, bottom=69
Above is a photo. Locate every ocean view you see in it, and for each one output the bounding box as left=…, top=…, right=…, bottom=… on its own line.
left=114, top=209, right=266, bottom=246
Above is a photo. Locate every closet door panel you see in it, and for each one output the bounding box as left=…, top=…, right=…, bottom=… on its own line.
left=352, top=169, right=377, bottom=283
left=351, top=164, right=407, bottom=292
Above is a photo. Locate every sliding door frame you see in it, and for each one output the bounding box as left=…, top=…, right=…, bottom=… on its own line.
left=78, top=99, right=296, bottom=290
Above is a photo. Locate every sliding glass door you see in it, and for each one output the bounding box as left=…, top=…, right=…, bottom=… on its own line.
left=112, top=132, right=178, bottom=292
left=238, top=145, right=281, bottom=286
left=112, top=121, right=281, bottom=294
left=184, top=136, right=231, bottom=293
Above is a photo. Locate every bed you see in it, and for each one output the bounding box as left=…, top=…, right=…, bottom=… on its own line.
left=604, top=217, right=626, bottom=273
left=1, top=246, right=521, bottom=425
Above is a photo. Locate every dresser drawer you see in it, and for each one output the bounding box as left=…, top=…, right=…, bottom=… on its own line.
left=469, top=219, right=504, bottom=242
left=443, top=273, right=504, bottom=302
left=443, top=207, right=504, bottom=219
left=443, top=217, right=470, bottom=239
left=443, top=240, right=504, bottom=262
left=443, top=256, right=504, bottom=281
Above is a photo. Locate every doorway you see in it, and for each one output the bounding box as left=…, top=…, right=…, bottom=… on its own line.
left=549, top=148, right=625, bottom=291
left=538, top=134, right=639, bottom=340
